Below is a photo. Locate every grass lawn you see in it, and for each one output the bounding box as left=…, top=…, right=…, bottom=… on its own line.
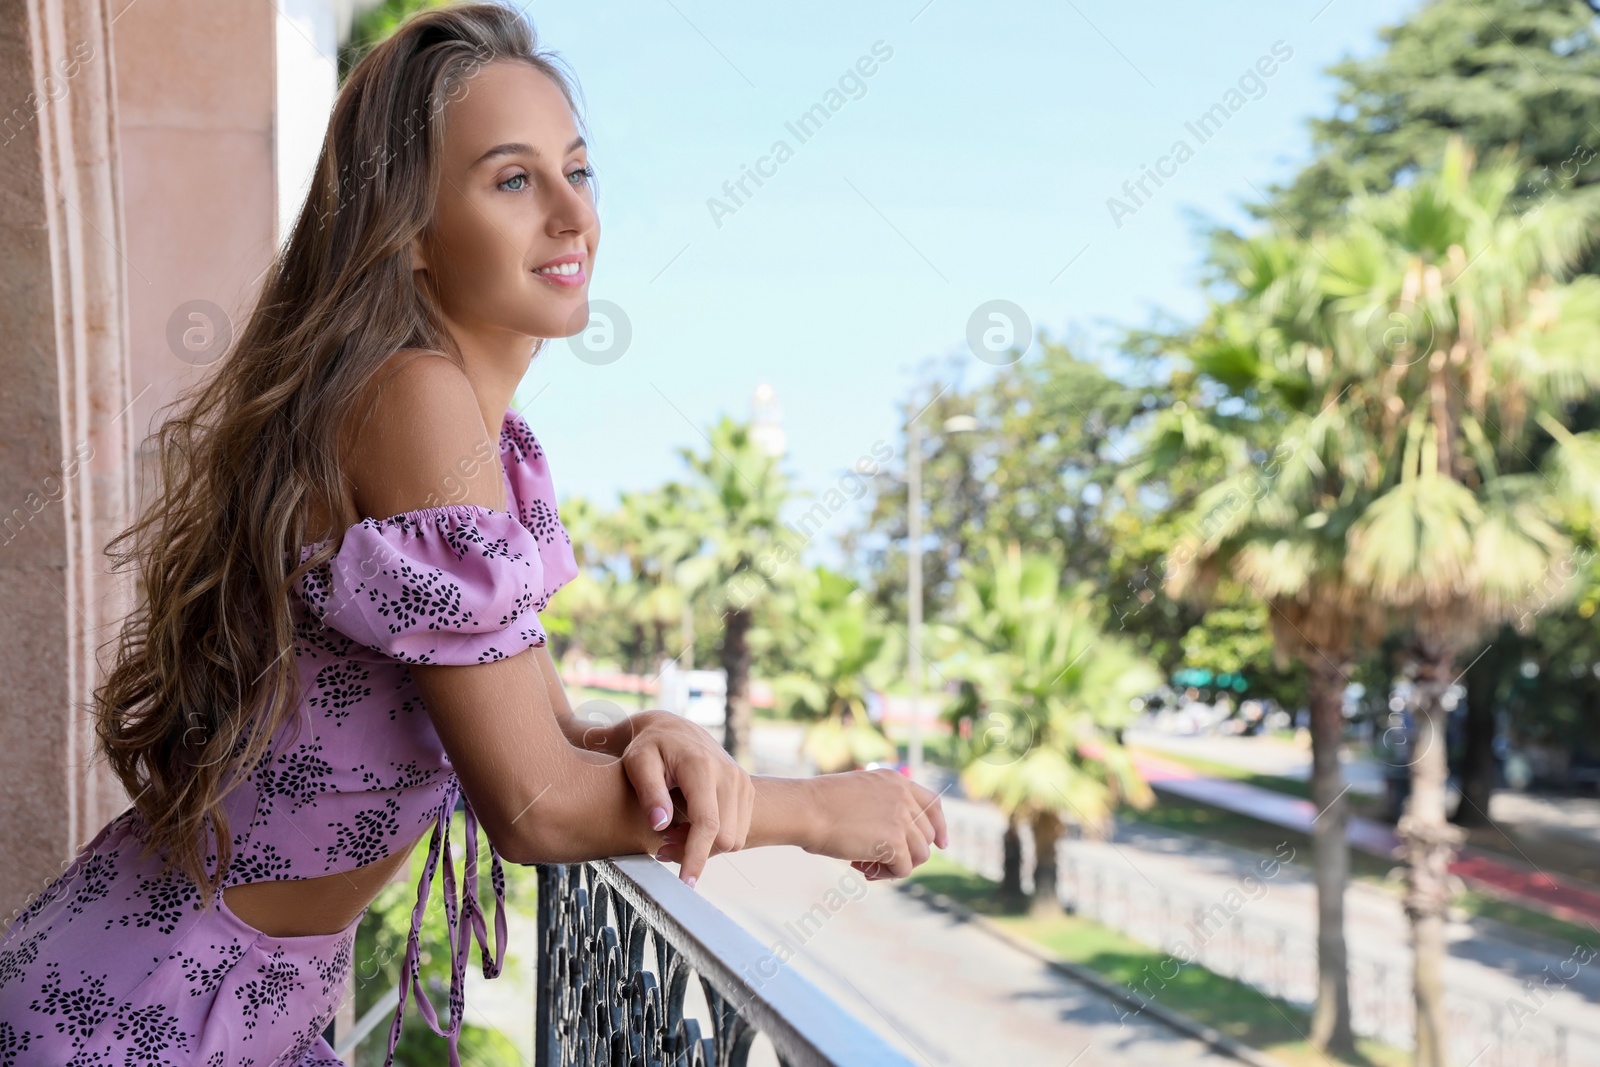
left=1454, top=887, right=1600, bottom=947
left=909, top=853, right=1408, bottom=1067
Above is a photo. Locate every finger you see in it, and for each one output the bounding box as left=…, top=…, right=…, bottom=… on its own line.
left=622, top=745, right=675, bottom=832
left=735, top=771, right=755, bottom=852
left=891, top=834, right=915, bottom=877
left=924, top=792, right=949, bottom=850
left=713, top=760, right=742, bottom=856
left=911, top=783, right=949, bottom=850
left=676, top=761, right=722, bottom=888
left=907, top=823, right=931, bottom=868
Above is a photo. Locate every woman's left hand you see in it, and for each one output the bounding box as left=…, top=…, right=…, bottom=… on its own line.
left=590, top=710, right=754, bottom=887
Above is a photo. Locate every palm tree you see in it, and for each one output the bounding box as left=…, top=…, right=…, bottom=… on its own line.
left=1325, top=137, right=1600, bottom=1066
left=1160, top=136, right=1600, bottom=1066
left=1152, top=228, right=1378, bottom=1055
left=673, top=416, right=796, bottom=768
left=619, top=486, right=703, bottom=708
left=594, top=490, right=662, bottom=709
left=771, top=565, right=898, bottom=774
left=536, top=493, right=606, bottom=669
left=942, top=538, right=1159, bottom=918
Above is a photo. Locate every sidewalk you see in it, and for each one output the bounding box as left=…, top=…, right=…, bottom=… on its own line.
left=1132, top=747, right=1600, bottom=927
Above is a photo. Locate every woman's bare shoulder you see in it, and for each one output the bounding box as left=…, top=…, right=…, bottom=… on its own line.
left=343, top=350, right=504, bottom=519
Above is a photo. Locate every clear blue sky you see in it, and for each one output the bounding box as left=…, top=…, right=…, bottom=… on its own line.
left=510, top=0, right=1422, bottom=568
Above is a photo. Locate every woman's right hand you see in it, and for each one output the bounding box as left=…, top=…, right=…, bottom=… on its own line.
left=803, top=768, right=948, bottom=880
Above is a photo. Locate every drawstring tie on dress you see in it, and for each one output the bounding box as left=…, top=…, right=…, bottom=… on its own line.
left=383, top=775, right=508, bottom=1067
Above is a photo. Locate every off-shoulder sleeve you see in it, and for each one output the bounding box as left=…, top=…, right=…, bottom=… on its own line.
left=296, top=504, right=555, bottom=665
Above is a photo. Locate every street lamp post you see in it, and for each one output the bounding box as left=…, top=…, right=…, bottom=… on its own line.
left=906, top=411, right=977, bottom=780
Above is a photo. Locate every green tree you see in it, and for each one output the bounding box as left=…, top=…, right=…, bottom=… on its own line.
left=771, top=565, right=898, bottom=774
left=1151, top=226, right=1378, bottom=1055
left=1242, top=0, right=1600, bottom=825
left=538, top=493, right=608, bottom=667
left=673, top=416, right=797, bottom=768
left=941, top=539, right=1159, bottom=917
left=1256, top=0, right=1600, bottom=233
left=1165, top=136, right=1600, bottom=1066
left=338, top=0, right=454, bottom=81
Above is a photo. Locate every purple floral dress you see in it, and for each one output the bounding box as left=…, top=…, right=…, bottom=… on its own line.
left=0, top=408, right=578, bottom=1067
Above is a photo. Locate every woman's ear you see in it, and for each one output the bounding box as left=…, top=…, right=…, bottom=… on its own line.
left=409, top=236, right=427, bottom=273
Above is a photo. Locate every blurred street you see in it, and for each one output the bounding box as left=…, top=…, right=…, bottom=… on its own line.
left=696, top=843, right=1239, bottom=1067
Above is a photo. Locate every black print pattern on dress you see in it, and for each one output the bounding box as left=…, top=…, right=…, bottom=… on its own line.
left=13, top=870, right=72, bottom=931
left=306, top=660, right=373, bottom=726
left=234, top=947, right=304, bottom=1032
left=321, top=797, right=401, bottom=871
left=221, top=839, right=294, bottom=885
left=519, top=495, right=568, bottom=547
left=65, top=853, right=118, bottom=915
left=106, top=866, right=198, bottom=936
left=293, top=609, right=357, bottom=659
left=313, top=934, right=353, bottom=998
left=0, top=1020, right=35, bottom=1066
left=370, top=561, right=469, bottom=635
left=173, top=938, right=248, bottom=998
left=441, top=515, right=528, bottom=563
left=0, top=931, right=46, bottom=990
left=354, top=759, right=440, bottom=792
left=105, top=1001, right=190, bottom=1064
left=500, top=417, right=543, bottom=463
left=278, top=999, right=339, bottom=1067
left=256, top=741, right=336, bottom=812
left=28, top=967, right=117, bottom=1050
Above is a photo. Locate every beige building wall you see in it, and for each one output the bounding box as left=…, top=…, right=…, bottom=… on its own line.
left=0, top=0, right=278, bottom=917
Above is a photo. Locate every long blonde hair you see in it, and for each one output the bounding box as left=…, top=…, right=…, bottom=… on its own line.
left=93, top=2, right=586, bottom=901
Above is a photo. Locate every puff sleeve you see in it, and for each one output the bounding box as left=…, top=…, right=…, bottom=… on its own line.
left=296, top=504, right=560, bottom=665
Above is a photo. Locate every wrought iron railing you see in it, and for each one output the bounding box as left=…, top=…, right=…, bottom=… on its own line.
left=335, top=853, right=915, bottom=1066
left=535, top=855, right=915, bottom=1067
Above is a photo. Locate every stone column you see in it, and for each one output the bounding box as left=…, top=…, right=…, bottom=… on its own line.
left=0, top=0, right=135, bottom=916
left=0, top=0, right=278, bottom=917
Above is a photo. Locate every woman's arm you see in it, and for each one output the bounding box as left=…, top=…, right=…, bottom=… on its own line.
left=415, top=650, right=805, bottom=860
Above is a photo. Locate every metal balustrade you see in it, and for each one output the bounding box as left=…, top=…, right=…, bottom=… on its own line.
left=337, top=854, right=917, bottom=1066
left=535, top=856, right=916, bottom=1067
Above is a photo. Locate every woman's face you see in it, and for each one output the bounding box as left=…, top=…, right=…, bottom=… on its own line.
left=415, top=59, right=598, bottom=343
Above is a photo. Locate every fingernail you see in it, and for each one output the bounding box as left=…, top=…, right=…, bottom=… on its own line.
left=649, top=806, right=669, bottom=830
left=684, top=874, right=697, bottom=889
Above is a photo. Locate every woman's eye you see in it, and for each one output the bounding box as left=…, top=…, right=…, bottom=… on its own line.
left=570, top=165, right=595, bottom=189
left=498, top=173, right=528, bottom=192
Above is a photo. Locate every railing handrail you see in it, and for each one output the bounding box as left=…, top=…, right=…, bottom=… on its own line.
left=338, top=853, right=916, bottom=1065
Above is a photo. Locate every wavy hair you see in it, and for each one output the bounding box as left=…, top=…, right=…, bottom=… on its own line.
left=92, top=1, right=587, bottom=902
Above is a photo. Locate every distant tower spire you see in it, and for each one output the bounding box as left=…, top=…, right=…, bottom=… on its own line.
left=750, top=381, right=786, bottom=458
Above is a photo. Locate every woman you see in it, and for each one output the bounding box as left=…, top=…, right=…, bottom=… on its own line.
left=0, top=5, right=947, bottom=1065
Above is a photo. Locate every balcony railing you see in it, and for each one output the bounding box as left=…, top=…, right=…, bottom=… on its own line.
left=537, top=855, right=914, bottom=1067
left=335, top=853, right=915, bottom=1066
